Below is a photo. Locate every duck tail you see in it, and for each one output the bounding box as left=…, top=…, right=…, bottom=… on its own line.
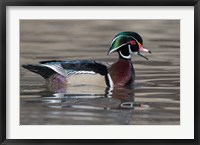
left=22, top=64, right=55, bottom=79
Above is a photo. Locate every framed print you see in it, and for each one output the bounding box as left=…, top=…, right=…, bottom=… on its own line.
left=0, top=0, right=199, bottom=144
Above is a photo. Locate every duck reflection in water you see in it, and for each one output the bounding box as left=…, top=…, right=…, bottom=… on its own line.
left=46, top=81, right=136, bottom=109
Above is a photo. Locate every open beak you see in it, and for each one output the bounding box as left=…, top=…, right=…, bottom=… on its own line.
left=138, top=43, right=151, bottom=60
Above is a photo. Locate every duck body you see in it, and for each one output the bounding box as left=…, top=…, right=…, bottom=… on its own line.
left=22, top=59, right=134, bottom=88
left=22, top=31, right=151, bottom=88
left=23, top=60, right=110, bottom=87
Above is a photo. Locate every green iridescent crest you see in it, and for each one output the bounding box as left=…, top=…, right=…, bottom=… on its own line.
left=117, top=32, right=143, bottom=44
left=108, top=32, right=143, bottom=55
left=108, top=35, right=131, bottom=54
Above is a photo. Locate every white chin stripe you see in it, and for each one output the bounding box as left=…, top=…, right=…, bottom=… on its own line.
left=132, top=52, right=138, bottom=55
left=119, top=50, right=131, bottom=59
left=129, top=45, right=138, bottom=55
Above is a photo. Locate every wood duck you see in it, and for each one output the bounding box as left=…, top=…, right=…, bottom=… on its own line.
left=22, top=31, right=151, bottom=88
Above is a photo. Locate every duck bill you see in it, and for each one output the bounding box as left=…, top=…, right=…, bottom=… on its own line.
left=138, top=45, right=151, bottom=60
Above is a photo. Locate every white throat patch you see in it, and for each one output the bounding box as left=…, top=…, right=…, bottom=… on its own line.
left=119, top=45, right=132, bottom=59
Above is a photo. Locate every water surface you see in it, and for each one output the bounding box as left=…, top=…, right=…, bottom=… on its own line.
left=20, top=20, right=180, bottom=125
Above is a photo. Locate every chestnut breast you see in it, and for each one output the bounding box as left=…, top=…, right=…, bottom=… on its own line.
left=108, top=59, right=134, bottom=87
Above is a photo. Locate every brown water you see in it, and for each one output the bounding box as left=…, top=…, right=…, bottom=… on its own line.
left=20, top=20, right=180, bottom=125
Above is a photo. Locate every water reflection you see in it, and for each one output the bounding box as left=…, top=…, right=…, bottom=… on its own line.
left=21, top=86, right=137, bottom=125
left=23, top=83, right=152, bottom=125
left=22, top=83, right=139, bottom=110
left=20, top=20, right=180, bottom=125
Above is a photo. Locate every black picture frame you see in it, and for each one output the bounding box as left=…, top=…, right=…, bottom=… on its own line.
left=0, top=0, right=199, bottom=144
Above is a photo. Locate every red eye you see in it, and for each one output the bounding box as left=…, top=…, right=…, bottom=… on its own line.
left=130, top=40, right=136, bottom=45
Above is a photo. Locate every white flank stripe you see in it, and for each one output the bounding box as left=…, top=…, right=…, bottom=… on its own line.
left=66, top=70, right=95, bottom=76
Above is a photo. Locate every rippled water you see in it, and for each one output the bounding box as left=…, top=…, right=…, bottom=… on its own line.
left=20, top=20, right=180, bottom=125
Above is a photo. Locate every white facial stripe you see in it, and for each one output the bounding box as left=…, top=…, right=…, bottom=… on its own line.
left=128, top=45, right=133, bottom=53
left=111, top=35, right=126, bottom=44
left=109, top=42, right=129, bottom=54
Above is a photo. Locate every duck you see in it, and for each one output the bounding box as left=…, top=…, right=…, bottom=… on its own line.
left=22, top=31, right=151, bottom=88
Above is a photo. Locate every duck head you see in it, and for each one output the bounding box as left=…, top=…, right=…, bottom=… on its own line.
left=108, top=31, right=151, bottom=60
